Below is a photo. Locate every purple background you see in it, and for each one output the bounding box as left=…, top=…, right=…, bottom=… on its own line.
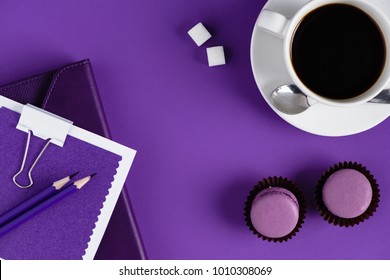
left=1, top=0, right=390, bottom=259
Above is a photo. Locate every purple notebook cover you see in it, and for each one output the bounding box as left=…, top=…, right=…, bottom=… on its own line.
left=0, top=60, right=146, bottom=259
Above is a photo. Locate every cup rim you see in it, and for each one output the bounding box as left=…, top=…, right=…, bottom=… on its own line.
left=283, top=0, right=390, bottom=107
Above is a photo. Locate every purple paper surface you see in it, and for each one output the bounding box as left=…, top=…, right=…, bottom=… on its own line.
left=1, top=0, right=390, bottom=260
left=0, top=108, right=121, bottom=259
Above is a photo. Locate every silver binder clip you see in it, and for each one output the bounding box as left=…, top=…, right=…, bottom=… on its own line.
left=13, top=104, right=73, bottom=188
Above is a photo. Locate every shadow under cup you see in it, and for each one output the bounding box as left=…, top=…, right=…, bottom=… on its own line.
left=290, top=3, right=386, bottom=101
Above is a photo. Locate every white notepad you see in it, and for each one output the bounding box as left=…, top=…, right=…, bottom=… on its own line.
left=0, top=95, right=136, bottom=259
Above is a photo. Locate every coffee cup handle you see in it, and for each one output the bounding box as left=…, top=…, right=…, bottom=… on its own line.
left=257, top=10, right=290, bottom=38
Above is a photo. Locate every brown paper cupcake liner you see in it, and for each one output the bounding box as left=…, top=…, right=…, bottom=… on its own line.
left=244, top=176, right=306, bottom=242
left=315, top=161, right=380, bottom=227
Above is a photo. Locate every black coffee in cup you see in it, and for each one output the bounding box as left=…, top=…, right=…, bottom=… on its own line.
left=291, top=4, right=386, bottom=100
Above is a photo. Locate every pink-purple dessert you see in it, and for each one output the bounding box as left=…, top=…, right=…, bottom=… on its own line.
left=244, top=176, right=306, bottom=242
left=315, top=162, right=380, bottom=227
left=322, top=169, right=372, bottom=219
left=250, top=187, right=299, bottom=238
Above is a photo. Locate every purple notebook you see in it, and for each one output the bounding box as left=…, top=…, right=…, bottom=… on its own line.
left=0, top=97, right=135, bottom=259
left=0, top=60, right=146, bottom=259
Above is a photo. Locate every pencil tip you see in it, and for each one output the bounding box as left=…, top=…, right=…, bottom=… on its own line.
left=69, top=172, right=79, bottom=179
left=74, top=174, right=96, bottom=189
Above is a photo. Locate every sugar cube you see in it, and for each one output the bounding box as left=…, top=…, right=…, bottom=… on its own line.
left=206, top=46, right=226, bottom=67
left=188, top=22, right=212, bottom=46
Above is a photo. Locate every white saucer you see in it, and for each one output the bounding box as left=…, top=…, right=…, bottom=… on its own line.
left=251, top=0, right=390, bottom=136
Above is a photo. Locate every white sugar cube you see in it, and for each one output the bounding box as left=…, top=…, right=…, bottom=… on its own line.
left=188, top=22, right=211, bottom=46
left=206, top=46, right=226, bottom=67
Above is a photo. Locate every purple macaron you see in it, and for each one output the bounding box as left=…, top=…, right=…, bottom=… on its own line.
left=322, top=169, right=372, bottom=219
left=315, top=162, right=380, bottom=227
left=250, top=187, right=299, bottom=238
left=245, top=177, right=306, bottom=242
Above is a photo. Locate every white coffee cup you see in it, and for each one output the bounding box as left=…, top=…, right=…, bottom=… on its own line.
left=257, top=0, right=390, bottom=107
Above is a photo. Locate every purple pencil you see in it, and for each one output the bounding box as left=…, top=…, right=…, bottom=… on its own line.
left=0, top=174, right=95, bottom=237
left=0, top=172, right=78, bottom=227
